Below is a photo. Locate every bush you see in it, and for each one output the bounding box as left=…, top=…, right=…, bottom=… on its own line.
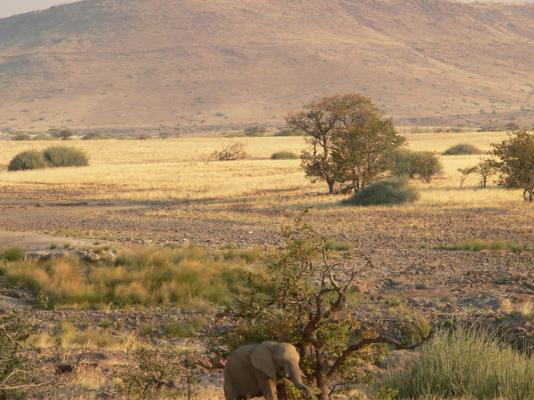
left=12, top=132, right=31, bottom=141
left=443, top=143, right=482, bottom=155
left=43, top=146, right=89, bottom=167
left=392, top=150, right=443, bottom=183
left=274, top=128, right=305, bottom=137
left=244, top=126, right=267, bottom=136
left=82, top=132, right=110, bottom=140
left=343, top=179, right=419, bottom=206
left=2, top=246, right=25, bottom=261
left=209, top=143, right=248, bottom=161
left=382, top=328, right=534, bottom=399
left=271, top=151, right=298, bottom=160
left=7, top=150, right=49, bottom=171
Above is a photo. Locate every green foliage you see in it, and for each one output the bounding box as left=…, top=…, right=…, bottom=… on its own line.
left=382, top=328, right=534, bottom=399
left=492, top=130, right=534, bottom=201
left=42, top=146, right=89, bottom=167
left=1, top=247, right=25, bottom=262
left=7, top=151, right=48, bottom=171
left=0, top=247, right=261, bottom=309
left=343, top=179, right=419, bottom=206
left=392, top=150, right=443, bottom=183
left=439, top=239, right=532, bottom=253
left=271, top=151, right=299, bottom=160
left=443, top=144, right=483, bottom=155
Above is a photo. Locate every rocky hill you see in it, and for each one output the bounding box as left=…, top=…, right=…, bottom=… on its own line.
left=0, top=0, right=533, bottom=132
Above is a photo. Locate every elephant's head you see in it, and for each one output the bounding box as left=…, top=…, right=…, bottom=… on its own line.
left=251, top=341, right=313, bottom=399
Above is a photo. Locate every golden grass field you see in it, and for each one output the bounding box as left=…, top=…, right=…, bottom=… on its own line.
left=0, top=131, right=525, bottom=206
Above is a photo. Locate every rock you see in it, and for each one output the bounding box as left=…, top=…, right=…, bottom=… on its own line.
left=55, top=363, right=76, bottom=374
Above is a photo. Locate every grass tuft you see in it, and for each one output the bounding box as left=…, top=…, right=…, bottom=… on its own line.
left=1, top=246, right=25, bottom=262
left=382, top=328, right=534, bottom=399
left=438, top=240, right=532, bottom=253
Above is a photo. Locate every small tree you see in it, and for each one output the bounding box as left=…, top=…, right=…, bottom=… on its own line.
left=225, top=217, right=430, bottom=400
left=492, top=130, right=534, bottom=201
left=458, top=166, right=478, bottom=189
left=476, top=159, right=497, bottom=189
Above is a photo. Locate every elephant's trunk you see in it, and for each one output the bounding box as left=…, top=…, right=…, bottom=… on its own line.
left=287, top=364, right=313, bottom=399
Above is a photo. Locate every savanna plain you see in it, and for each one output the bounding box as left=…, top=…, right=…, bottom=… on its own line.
left=1, top=130, right=533, bottom=399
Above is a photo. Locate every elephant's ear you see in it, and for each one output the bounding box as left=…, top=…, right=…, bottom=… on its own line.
left=250, top=342, right=276, bottom=378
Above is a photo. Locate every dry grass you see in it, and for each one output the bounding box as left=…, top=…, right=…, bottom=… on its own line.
left=0, top=131, right=520, bottom=206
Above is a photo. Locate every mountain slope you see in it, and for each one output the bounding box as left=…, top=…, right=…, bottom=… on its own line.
left=0, top=0, right=533, bottom=132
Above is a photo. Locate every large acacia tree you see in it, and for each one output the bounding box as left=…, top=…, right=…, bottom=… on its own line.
left=492, top=130, right=534, bottom=202
left=286, top=94, right=404, bottom=194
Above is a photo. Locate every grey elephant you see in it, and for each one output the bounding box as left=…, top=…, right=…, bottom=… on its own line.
left=223, top=341, right=313, bottom=400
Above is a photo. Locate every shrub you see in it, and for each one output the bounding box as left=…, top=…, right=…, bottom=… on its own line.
left=271, top=151, right=298, bottom=160
left=244, top=126, right=267, bottom=136
left=7, top=150, right=49, bottom=171
left=209, top=143, right=248, bottom=161
left=12, top=132, right=31, bottom=141
left=343, top=179, right=419, bottom=206
left=43, top=146, right=89, bottom=167
left=392, top=150, right=443, bottom=183
left=443, top=143, right=482, bottom=155
left=274, top=128, right=305, bottom=136
left=325, top=239, right=351, bottom=251
left=382, top=328, right=534, bottom=399
left=82, top=132, right=110, bottom=140
left=2, top=246, right=25, bottom=261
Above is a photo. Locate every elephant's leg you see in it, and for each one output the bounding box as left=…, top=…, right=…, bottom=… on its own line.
left=257, top=378, right=277, bottom=400
left=276, top=382, right=287, bottom=400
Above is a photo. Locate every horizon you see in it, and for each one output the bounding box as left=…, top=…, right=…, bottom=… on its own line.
left=0, top=0, right=79, bottom=18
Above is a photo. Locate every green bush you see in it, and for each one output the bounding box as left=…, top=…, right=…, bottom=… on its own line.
left=382, top=328, right=534, bottom=399
left=271, top=151, right=298, bottom=160
left=7, top=150, right=49, bottom=171
left=2, top=246, right=25, bottom=261
left=43, top=146, right=89, bottom=167
left=392, top=150, right=443, bottom=183
left=343, top=179, right=419, bottom=206
left=443, top=144, right=482, bottom=155
left=244, top=126, right=267, bottom=136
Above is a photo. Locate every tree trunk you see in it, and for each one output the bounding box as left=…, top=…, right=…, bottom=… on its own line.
left=327, top=180, right=335, bottom=194
left=314, top=347, right=330, bottom=400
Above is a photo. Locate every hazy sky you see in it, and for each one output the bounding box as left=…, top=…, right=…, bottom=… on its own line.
left=0, top=1, right=79, bottom=18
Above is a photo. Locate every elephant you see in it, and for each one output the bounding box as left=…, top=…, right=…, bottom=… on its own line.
left=223, top=341, right=313, bottom=400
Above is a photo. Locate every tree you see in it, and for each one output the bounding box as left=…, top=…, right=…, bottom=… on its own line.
left=492, top=130, right=534, bottom=201
left=224, top=216, right=430, bottom=400
left=476, top=159, right=497, bottom=189
left=458, top=166, right=478, bottom=189
left=287, top=94, right=404, bottom=194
